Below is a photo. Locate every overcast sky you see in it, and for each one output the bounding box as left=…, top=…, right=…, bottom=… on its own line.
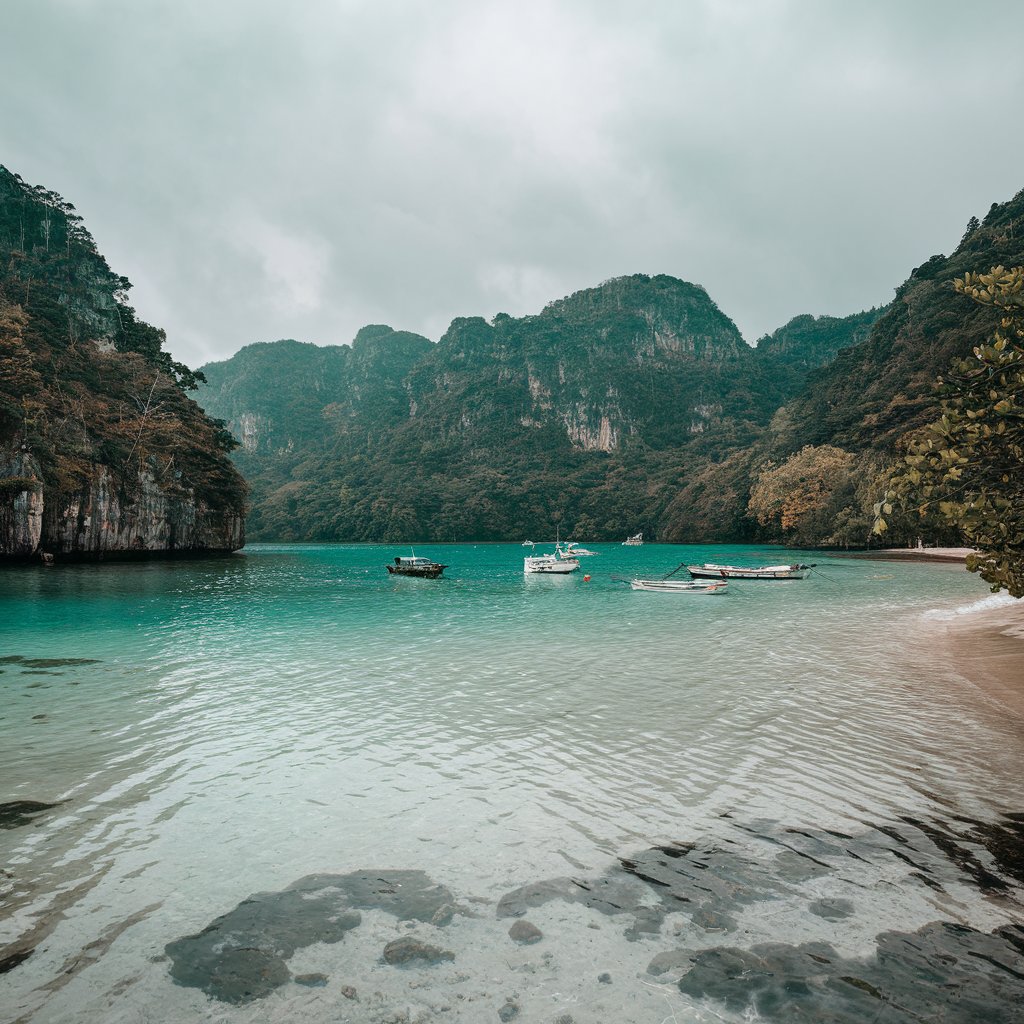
left=3, top=0, right=1023, bottom=367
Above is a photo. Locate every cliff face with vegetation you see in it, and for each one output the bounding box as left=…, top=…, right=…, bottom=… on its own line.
left=669, top=187, right=1024, bottom=548
left=0, top=167, right=247, bottom=561
left=198, top=275, right=878, bottom=542
left=198, top=183, right=1024, bottom=549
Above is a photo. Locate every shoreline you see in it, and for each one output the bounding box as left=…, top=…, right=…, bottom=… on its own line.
left=920, top=592, right=1024, bottom=721
left=847, top=547, right=974, bottom=563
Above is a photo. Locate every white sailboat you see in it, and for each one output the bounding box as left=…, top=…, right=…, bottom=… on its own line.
left=524, top=535, right=580, bottom=574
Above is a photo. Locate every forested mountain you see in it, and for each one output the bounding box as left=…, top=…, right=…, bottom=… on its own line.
left=5, top=160, right=1017, bottom=558
left=0, top=167, right=246, bottom=560
left=198, top=275, right=879, bottom=542
left=674, top=187, right=1024, bottom=548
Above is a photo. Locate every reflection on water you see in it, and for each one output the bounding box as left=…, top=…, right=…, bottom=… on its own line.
left=1, top=543, right=1022, bottom=1022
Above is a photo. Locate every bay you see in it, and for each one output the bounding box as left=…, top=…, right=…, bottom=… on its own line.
left=2, top=543, right=1023, bottom=1023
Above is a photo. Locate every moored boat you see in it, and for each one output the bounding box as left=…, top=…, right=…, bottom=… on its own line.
left=687, top=562, right=814, bottom=580
left=623, top=532, right=644, bottom=546
left=629, top=578, right=728, bottom=594
left=524, top=544, right=580, bottom=574
left=562, top=542, right=598, bottom=557
left=386, top=554, right=448, bottom=578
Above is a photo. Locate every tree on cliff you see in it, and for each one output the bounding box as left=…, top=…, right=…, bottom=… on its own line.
left=747, top=444, right=857, bottom=546
left=876, top=266, right=1024, bottom=596
left=1, top=166, right=247, bottom=559
left=0, top=301, right=43, bottom=420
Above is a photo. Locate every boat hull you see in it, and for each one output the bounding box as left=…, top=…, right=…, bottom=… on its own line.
left=687, top=564, right=811, bottom=580
left=524, top=557, right=579, bottom=574
left=630, top=579, right=728, bottom=593
left=386, top=564, right=447, bottom=578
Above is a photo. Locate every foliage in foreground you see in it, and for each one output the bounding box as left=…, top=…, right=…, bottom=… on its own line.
left=876, top=267, right=1024, bottom=596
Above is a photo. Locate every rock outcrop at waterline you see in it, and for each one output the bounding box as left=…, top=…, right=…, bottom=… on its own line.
left=0, top=166, right=246, bottom=561
left=0, top=452, right=244, bottom=560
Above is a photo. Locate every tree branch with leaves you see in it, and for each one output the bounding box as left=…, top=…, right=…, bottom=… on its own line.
left=875, top=266, right=1024, bottom=596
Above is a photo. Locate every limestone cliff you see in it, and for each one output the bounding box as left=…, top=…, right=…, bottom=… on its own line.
left=0, top=166, right=246, bottom=561
left=197, top=274, right=874, bottom=542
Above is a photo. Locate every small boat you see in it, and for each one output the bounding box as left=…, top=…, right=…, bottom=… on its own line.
left=687, top=562, right=814, bottom=580
left=521, top=540, right=534, bottom=546
left=623, top=532, right=644, bottom=546
left=386, top=553, right=448, bottom=578
left=630, top=579, right=728, bottom=594
left=524, top=543, right=580, bottom=574
left=562, top=542, right=598, bottom=557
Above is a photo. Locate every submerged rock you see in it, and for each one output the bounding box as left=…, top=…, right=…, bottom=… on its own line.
left=293, top=972, right=328, bottom=987
left=691, top=905, right=738, bottom=932
left=508, top=920, right=543, bottom=945
left=677, top=922, right=1024, bottom=1023
left=171, top=945, right=290, bottom=1005
left=0, top=947, right=34, bottom=974
left=646, top=950, right=693, bottom=977
left=165, top=885, right=361, bottom=1003
left=381, top=936, right=455, bottom=966
left=20, top=657, right=100, bottom=668
left=808, top=897, right=854, bottom=921
left=299, top=869, right=459, bottom=923
left=0, top=800, right=60, bottom=830
left=497, top=997, right=520, bottom=1021
left=165, top=868, right=460, bottom=1003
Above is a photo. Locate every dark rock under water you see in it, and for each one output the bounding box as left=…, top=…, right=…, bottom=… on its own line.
left=0, top=800, right=61, bottom=830
left=381, top=936, right=454, bottom=966
left=676, top=922, right=1024, bottom=1024
left=161, top=811, right=1024, bottom=1014
left=494, top=813, right=1024, bottom=1020
left=164, top=869, right=458, bottom=1004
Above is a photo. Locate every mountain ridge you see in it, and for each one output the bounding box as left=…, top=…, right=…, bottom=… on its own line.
left=197, top=273, right=881, bottom=542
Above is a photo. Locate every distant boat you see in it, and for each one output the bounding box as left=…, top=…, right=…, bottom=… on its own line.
left=521, top=540, right=534, bottom=546
left=687, top=562, right=814, bottom=580
left=524, top=543, right=580, bottom=574
left=629, top=578, right=728, bottom=594
left=623, top=532, right=644, bottom=546
left=386, top=553, right=448, bottom=578
left=563, top=542, right=598, bottom=557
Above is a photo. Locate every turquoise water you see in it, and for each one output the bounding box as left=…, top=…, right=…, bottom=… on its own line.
left=2, top=544, right=1023, bottom=1022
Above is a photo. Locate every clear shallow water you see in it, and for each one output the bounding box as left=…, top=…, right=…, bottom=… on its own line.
left=1, top=543, right=1023, bottom=1023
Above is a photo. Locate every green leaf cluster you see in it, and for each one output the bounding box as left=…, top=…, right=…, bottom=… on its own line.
left=878, top=266, right=1024, bottom=595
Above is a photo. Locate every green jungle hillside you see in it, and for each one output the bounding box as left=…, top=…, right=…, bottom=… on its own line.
left=199, top=184, right=1024, bottom=549
left=678, top=189, right=1024, bottom=549
left=198, top=276, right=881, bottom=543
left=0, top=167, right=247, bottom=559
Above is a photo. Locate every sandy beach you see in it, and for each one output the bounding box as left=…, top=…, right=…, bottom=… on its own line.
left=937, top=596, right=1024, bottom=720
left=855, top=547, right=976, bottom=563
left=851, top=548, right=1024, bottom=719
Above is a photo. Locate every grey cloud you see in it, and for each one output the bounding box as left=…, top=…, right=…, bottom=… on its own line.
left=2, top=0, right=1022, bottom=366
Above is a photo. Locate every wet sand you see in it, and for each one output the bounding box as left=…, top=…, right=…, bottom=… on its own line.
left=850, top=548, right=1024, bottom=719
left=939, top=597, right=1024, bottom=719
